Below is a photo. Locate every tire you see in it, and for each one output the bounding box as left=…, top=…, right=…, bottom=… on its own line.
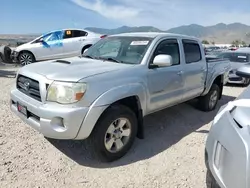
left=206, top=169, right=221, bottom=188
left=18, top=51, right=35, bottom=66
left=0, top=53, right=3, bottom=62
left=86, top=104, right=138, bottom=162
left=198, top=84, right=220, bottom=112
left=0, top=46, right=12, bottom=63
left=81, top=45, right=92, bottom=54
left=242, top=78, right=250, bottom=87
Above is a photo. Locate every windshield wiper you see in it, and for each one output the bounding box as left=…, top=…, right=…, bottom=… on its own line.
left=100, top=57, right=122, bottom=64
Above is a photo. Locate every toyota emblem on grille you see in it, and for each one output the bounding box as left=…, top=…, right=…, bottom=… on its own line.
left=23, top=81, right=30, bottom=91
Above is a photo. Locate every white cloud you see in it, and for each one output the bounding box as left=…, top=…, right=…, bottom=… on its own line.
left=70, top=0, right=250, bottom=29
left=70, top=0, right=140, bottom=21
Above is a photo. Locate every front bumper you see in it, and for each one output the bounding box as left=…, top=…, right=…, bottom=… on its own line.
left=10, top=88, right=107, bottom=140
left=227, top=73, right=245, bottom=84
left=205, top=108, right=250, bottom=188
left=10, top=51, right=19, bottom=63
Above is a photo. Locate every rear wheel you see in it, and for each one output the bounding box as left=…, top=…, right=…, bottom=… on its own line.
left=86, top=105, right=138, bottom=162
left=18, top=52, right=35, bottom=66
left=198, top=84, right=220, bottom=112
left=81, top=45, right=92, bottom=55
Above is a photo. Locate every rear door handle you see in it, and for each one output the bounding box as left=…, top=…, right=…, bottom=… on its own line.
left=177, top=71, right=183, bottom=75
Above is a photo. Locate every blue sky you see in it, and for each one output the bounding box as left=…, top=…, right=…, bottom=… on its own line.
left=2, top=0, right=250, bottom=34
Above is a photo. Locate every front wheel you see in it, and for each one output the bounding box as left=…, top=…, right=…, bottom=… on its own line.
left=18, top=52, right=35, bottom=66
left=86, top=105, right=138, bottom=162
left=198, top=84, right=220, bottom=112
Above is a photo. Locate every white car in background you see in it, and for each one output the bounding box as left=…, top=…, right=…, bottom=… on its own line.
left=11, top=29, right=106, bottom=66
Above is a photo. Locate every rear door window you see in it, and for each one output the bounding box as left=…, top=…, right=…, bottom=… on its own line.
left=63, top=30, right=87, bottom=39
left=182, top=40, right=202, bottom=63
left=73, top=30, right=88, bottom=37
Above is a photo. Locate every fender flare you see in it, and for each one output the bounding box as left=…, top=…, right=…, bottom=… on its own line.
left=91, top=83, right=147, bottom=114
left=202, top=72, right=225, bottom=96
left=75, top=83, right=147, bottom=140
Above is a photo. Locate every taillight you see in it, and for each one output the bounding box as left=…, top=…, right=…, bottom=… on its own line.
left=100, top=35, right=107, bottom=39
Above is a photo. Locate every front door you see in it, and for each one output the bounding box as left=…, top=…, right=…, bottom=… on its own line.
left=35, top=31, right=64, bottom=60
left=147, top=39, right=185, bottom=113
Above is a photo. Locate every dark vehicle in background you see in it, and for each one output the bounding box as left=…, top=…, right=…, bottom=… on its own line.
left=0, top=46, right=13, bottom=64
left=217, top=51, right=250, bottom=86
left=204, top=46, right=221, bottom=55
left=205, top=49, right=226, bottom=56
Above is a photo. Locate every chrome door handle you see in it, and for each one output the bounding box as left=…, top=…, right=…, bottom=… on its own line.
left=177, top=71, right=183, bottom=75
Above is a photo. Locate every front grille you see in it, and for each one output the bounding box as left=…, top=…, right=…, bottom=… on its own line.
left=16, top=75, right=41, bottom=101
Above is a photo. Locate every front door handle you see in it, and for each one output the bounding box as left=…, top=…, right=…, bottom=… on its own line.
left=177, top=71, right=183, bottom=75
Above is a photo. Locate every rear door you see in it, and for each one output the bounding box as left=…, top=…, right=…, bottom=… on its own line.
left=62, top=30, right=88, bottom=57
left=181, top=39, right=207, bottom=100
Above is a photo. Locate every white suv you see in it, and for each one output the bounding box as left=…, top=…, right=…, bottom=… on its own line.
left=11, top=29, right=105, bottom=66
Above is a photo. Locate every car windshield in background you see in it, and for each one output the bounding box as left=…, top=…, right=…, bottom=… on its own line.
left=217, top=52, right=249, bottom=63
left=82, top=36, right=153, bottom=64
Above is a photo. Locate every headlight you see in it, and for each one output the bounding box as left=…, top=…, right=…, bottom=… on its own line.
left=11, top=50, right=19, bottom=56
left=47, top=81, right=87, bottom=104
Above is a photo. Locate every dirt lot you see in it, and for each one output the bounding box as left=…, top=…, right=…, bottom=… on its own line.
left=0, top=67, right=245, bottom=188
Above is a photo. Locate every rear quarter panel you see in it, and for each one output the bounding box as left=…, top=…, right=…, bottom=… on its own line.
left=202, top=60, right=231, bottom=95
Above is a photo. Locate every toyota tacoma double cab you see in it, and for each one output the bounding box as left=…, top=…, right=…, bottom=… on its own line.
left=10, top=32, right=230, bottom=162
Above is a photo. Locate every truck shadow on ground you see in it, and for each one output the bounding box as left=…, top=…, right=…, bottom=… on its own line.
left=0, top=69, right=16, bottom=78
left=47, top=94, right=235, bottom=168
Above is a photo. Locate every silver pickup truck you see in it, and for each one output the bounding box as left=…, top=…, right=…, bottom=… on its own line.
left=10, top=32, right=230, bottom=162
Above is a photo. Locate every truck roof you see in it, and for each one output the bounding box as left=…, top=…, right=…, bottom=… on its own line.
left=112, top=32, right=199, bottom=40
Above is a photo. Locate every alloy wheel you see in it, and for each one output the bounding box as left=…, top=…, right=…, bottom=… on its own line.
left=104, top=118, right=132, bottom=153
left=19, top=54, right=33, bottom=66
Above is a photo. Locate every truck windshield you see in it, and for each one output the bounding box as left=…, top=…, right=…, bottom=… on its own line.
left=82, top=36, right=153, bottom=64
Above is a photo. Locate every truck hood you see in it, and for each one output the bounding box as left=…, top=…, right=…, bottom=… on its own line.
left=20, top=56, right=133, bottom=82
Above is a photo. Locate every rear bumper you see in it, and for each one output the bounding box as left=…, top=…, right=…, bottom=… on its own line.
left=205, top=109, right=250, bottom=188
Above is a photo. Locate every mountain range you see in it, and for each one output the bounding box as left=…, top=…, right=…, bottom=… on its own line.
left=86, top=23, right=250, bottom=44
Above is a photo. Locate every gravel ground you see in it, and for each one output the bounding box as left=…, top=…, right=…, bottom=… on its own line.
left=0, top=68, right=246, bottom=188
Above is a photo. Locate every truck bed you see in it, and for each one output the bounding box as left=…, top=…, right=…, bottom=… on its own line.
left=205, top=57, right=231, bottom=90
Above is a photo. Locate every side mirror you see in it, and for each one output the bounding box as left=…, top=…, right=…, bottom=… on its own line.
left=236, top=64, right=250, bottom=78
left=152, top=54, right=173, bottom=68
